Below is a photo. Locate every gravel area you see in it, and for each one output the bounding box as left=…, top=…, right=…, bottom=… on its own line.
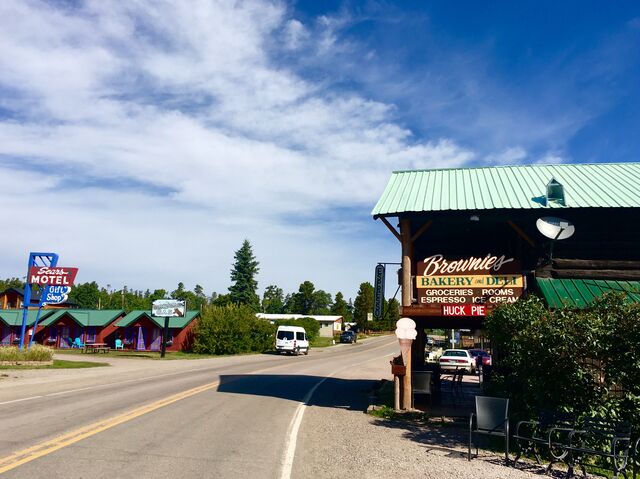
left=295, top=373, right=549, bottom=479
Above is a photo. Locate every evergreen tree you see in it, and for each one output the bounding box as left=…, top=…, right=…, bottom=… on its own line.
left=194, top=284, right=205, bottom=298
left=353, top=282, right=374, bottom=329
left=312, top=289, right=332, bottom=314
left=294, top=280, right=316, bottom=314
left=383, top=297, right=401, bottom=329
left=331, top=292, right=352, bottom=321
left=149, top=289, right=167, bottom=302
left=286, top=281, right=332, bottom=315
left=0, top=277, right=24, bottom=291
left=262, top=285, right=284, bottom=313
left=228, top=239, right=260, bottom=311
left=69, top=282, right=100, bottom=309
left=212, top=293, right=233, bottom=307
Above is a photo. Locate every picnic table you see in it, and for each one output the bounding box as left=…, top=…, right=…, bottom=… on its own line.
left=83, top=342, right=110, bottom=353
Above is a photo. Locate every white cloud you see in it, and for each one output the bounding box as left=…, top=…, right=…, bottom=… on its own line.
left=485, top=146, right=527, bottom=165
left=0, top=0, right=474, bottom=296
left=283, top=19, right=309, bottom=50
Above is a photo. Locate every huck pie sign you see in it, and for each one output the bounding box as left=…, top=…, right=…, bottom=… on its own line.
left=415, top=254, right=526, bottom=316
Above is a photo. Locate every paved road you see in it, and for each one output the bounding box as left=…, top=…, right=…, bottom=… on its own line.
left=0, top=335, right=397, bottom=478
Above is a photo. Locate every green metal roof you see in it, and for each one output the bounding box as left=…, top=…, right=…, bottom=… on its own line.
left=537, top=278, right=640, bottom=309
left=115, top=311, right=200, bottom=329
left=39, top=309, right=125, bottom=327
left=372, top=162, right=640, bottom=216
left=0, top=309, right=56, bottom=326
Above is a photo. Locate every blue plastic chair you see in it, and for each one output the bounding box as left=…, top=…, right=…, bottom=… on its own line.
left=115, top=339, right=124, bottom=350
left=73, top=337, right=85, bottom=349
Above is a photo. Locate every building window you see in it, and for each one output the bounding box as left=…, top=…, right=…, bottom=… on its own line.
left=124, top=327, right=134, bottom=345
left=86, top=327, right=97, bottom=343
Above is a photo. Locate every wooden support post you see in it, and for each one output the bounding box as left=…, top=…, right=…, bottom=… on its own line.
left=400, top=218, right=413, bottom=410
left=394, top=375, right=400, bottom=411
left=403, top=345, right=412, bottom=410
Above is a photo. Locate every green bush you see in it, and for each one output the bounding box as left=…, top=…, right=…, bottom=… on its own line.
left=272, top=317, right=320, bottom=341
left=0, top=345, right=54, bottom=362
left=485, top=293, right=640, bottom=430
left=193, top=304, right=275, bottom=355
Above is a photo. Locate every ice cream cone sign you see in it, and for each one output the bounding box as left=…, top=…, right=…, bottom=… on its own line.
left=395, top=317, right=417, bottom=364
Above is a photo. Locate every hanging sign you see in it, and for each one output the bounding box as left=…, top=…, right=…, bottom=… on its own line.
left=415, top=253, right=525, bottom=316
left=373, top=264, right=385, bottom=319
left=152, top=300, right=186, bottom=317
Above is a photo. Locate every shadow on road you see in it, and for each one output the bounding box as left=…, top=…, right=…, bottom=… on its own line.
left=217, top=374, right=376, bottom=411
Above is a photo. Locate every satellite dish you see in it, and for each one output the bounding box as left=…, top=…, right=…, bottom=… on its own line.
left=536, top=217, right=575, bottom=240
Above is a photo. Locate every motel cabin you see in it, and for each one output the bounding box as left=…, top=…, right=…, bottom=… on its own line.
left=33, top=309, right=125, bottom=348
left=113, top=310, right=200, bottom=352
left=372, top=162, right=640, bottom=409
left=0, top=309, right=56, bottom=346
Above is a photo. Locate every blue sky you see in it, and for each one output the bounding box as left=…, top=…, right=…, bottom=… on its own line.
left=0, top=1, right=638, bottom=301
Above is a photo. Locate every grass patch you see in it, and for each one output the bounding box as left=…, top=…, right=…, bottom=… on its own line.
left=0, top=345, right=54, bottom=362
left=310, top=337, right=335, bottom=348
left=67, top=350, right=255, bottom=360
left=0, top=359, right=108, bottom=370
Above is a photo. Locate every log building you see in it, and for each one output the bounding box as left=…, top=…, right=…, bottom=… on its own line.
left=372, top=162, right=640, bottom=408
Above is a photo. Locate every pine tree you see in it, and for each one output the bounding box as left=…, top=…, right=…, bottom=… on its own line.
left=262, top=285, right=284, bottom=313
left=383, top=297, right=401, bottom=329
left=228, top=239, right=260, bottom=311
left=353, top=282, right=374, bottom=329
left=331, top=292, right=352, bottom=321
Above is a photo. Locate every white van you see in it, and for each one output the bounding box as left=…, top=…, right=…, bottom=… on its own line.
left=275, top=326, right=310, bottom=355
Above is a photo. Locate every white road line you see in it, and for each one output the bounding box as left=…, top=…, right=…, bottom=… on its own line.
left=279, top=339, right=396, bottom=479
left=280, top=378, right=328, bottom=479
left=0, top=396, right=43, bottom=406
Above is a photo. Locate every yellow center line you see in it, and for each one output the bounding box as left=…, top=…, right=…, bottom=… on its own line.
left=0, top=380, right=219, bottom=474
left=0, top=359, right=293, bottom=475
left=0, top=340, right=396, bottom=474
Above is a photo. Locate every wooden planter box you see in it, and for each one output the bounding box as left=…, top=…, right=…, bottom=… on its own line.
left=391, top=364, right=406, bottom=376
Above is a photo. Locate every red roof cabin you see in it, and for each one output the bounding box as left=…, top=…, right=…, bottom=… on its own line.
left=114, top=311, right=200, bottom=352
left=33, top=309, right=125, bottom=348
left=0, top=309, right=55, bottom=346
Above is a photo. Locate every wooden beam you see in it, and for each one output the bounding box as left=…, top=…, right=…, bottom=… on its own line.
left=400, top=218, right=413, bottom=308
left=411, top=220, right=433, bottom=243
left=507, top=220, right=536, bottom=248
left=379, top=216, right=402, bottom=242
left=553, top=259, right=640, bottom=270
left=552, top=269, right=640, bottom=281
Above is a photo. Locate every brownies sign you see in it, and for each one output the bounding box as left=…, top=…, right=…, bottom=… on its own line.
left=415, top=254, right=525, bottom=316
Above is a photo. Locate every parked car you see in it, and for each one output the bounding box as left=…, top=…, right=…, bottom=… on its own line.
left=275, top=326, right=309, bottom=355
left=438, top=349, right=476, bottom=373
left=340, top=331, right=357, bottom=343
left=468, top=349, right=492, bottom=367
